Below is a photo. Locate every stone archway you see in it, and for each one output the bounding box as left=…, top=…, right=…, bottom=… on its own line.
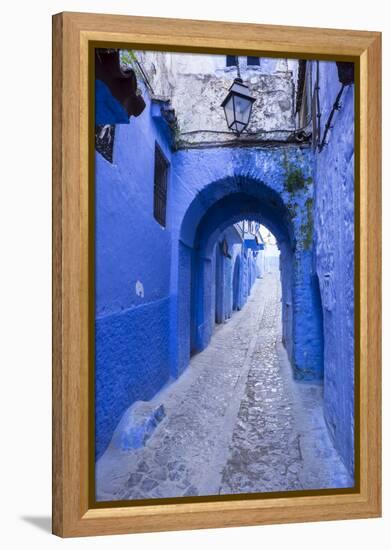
left=175, top=173, right=324, bottom=381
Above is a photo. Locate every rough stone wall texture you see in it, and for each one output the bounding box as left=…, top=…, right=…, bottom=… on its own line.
left=176, top=242, right=192, bottom=377
left=95, top=297, right=170, bottom=459
left=312, top=61, right=355, bottom=475
left=280, top=241, right=294, bottom=361
left=171, top=72, right=295, bottom=147
left=134, top=51, right=296, bottom=147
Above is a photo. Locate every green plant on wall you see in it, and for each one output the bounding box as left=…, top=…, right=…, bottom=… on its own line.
left=120, top=49, right=138, bottom=68
left=119, top=49, right=146, bottom=84
left=287, top=201, right=298, bottom=219
left=283, top=151, right=313, bottom=194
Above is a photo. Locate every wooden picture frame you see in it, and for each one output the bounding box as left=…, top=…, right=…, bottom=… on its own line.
left=52, top=11, right=381, bottom=537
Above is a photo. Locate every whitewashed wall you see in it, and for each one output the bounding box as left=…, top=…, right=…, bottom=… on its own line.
left=133, top=50, right=299, bottom=147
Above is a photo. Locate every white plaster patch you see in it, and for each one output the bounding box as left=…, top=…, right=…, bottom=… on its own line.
left=135, top=280, right=144, bottom=298
left=134, top=50, right=296, bottom=147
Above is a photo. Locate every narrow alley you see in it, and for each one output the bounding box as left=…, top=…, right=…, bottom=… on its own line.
left=96, top=273, right=352, bottom=501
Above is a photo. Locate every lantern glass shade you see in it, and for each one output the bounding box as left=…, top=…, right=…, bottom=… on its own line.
left=221, top=78, right=256, bottom=135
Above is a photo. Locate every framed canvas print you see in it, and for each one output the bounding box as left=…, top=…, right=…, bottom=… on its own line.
left=52, top=12, right=381, bottom=537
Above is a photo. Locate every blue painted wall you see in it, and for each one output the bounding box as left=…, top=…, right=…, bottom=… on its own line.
left=95, top=82, right=174, bottom=458
left=95, top=80, right=130, bottom=125
left=212, top=228, right=245, bottom=327
left=95, top=298, right=170, bottom=458
left=312, top=61, right=355, bottom=476
left=232, top=253, right=242, bottom=310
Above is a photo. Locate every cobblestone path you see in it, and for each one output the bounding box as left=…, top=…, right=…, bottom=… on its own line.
left=96, top=273, right=353, bottom=502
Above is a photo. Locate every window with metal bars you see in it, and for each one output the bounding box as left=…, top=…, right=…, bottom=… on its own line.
left=95, top=124, right=115, bottom=163
left=153, top=142, right=169, bottom=227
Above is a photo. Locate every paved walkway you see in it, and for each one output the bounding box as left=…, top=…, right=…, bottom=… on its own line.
left=96, top=273, right=353, bottom=501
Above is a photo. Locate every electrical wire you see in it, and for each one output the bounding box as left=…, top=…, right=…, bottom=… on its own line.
left=180, top=126, right=311, bottom=137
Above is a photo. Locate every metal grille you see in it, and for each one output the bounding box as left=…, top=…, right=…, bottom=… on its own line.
left=95, top=124, right=115, bottom=163
left=153, top=143, right=169, bottom=227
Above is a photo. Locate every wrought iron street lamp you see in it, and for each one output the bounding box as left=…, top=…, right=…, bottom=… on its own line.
left=221, top=56, right=256, bottom=136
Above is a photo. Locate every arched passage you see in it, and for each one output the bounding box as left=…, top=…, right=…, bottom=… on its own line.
left=190, top=201, right=292, bottom=356
left=176, top=175, right=306, bottom=377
